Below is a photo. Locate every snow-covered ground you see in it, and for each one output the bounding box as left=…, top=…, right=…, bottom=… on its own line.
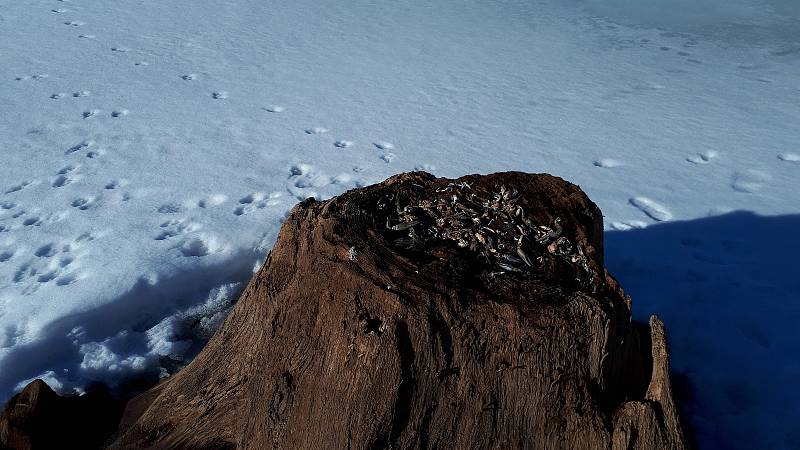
left=0, top=0, right=798, bottom=448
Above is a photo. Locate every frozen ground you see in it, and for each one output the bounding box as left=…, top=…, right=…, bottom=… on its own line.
left=0, top=0, right=798, bottom=448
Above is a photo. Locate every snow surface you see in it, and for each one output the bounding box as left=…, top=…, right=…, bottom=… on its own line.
left=0, top=0, right=798, bottom=448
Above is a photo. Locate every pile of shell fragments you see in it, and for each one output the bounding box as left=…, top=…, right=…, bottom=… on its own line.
left=377, top=182, right=593, bottom=285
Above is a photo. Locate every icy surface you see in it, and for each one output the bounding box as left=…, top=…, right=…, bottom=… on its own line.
left=0, top=0, right=798, bottom=448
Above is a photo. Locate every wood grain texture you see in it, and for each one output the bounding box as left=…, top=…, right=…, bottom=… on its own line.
left=103, top=172, right=682, bottom=449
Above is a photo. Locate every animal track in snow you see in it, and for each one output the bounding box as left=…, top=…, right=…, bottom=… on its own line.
left=5, top=181, right=34, bottom=194
left=629, top=197, right=672, bottom=222
left=373, top=142, right=394, bottom=150
left=66, top=140, right=93, bottom=155
left=687, top=150, right=718, bottom=165
left=333, top=140, right=353, bottom=148
left=305, top=127, right=328, bottom=135
left=179, top=234, right=226, bottom=257
left=63, top=20, right=84, bottom=26
left=111, top=110, right=129, bottom=117
left=286, top=164, right=334, bottom=200
left=35, top=243, right=57, bottom=258
left=51, top=8, right=68, bottom=13
left=0, top=250, right=14, bottom=262
left=50, top=93, right=65, bottom=100
left=157, top=203, right=181, bottom=214
left=1, top=201, right=16, bottom=210
left=414, top=163, right=436, bottom=172
left=380, top=153, right=396, bottom=163
left=78, top=34, right=96, bottom=39
left=15, top=74, right=48, bottom=81
left=239, top=193, right=266, bottom=204
left=22, top=216, right=42, bottom=227
left=778, top=153, right=799, bottom=162
left=104, top=180, right=126, bottom=190
left=181, top=74, right=196, bottom=81
left=82, top=109, right=100, bottom=119
left=72, top=91, right=90, bottom=98
left=233, top=192, right=278, bottom=216
left=263, top=105, right=284, bottom=113
left=212, top=91, right=227, bottom=99
left=155, top=219, right=199, bottom=240
left=289, top=164, right=312, bottom=177
left=14, top=237, right=81, bottom=285
left=731, top=170, right=771, bottom=193
left=71, top=196, right=97, bottom=210
left=197, top=194, right=227, bottom=208
left=52, top=173, right=79, bottom=188
left=110, top=47, right=130, bottom=53
left=593, top=159, right=622, bottom=168
left=57, top=164, right=78, bottom=175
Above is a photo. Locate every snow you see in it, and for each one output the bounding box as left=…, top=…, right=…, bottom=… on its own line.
left=0, top=0, right=797, bottom=448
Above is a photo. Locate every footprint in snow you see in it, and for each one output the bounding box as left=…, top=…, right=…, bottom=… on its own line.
left=66, top=141, right=93, bottom=155
left=64, top=21, right=84, bottom=26
left=155, top=219, right=200, bottom=241
left=57, top=164, right=79, bottom=175
left=686, top=150, right=718, bottom=165
left=104, top=180, right=127, bottom=190
left=82, top=109, right=100, bottom=119
left=593, top=159, right=622, bottom=168
left=180, top=236, right=220, bottom=257
left=629, top=197, right=672, bottom=222
left=34, top=243, right=58, bottom=258
left=197, top=194, right=227, bottom=208
left=778, top=153, right=799, bottom=162
left=333, top=140, right=353, bottom=148
left=111, top=110, right=129, bottom=118
left=72, top=91, right=90, bottom=98
left=78, top=34, right=96, bottom=39
left=233, top=192, right=281, bottom=216
left=305, top=127, right=328, bottom=135
left=157, top=203, right=181, bottom=214
left=373, top=142, right=394, bottom=150
left=731, top=170, right=770, bottom=193
left=111, top=47, right=130, bottom=53
left=52, top=172, right=79, bottom=188
left=71, top=196, right=97, bottom=210
left=51, top=8, right=68, bottom=13
left=264, top=105, right=285, bottom=113
left=16, top=74, right=48, bottom=81
left=212, top=91, right=227, bottom=99
left=22, top=216, right=42, bottom=227
left=380, top=153, right=396, bottom=163
left=181, top=74, right=196, bottom=81
left=50, top=93, right=65, bottom=100
left=5, top=181, right=35, bottom=194
left=0, top=250, right=14, bottom=262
